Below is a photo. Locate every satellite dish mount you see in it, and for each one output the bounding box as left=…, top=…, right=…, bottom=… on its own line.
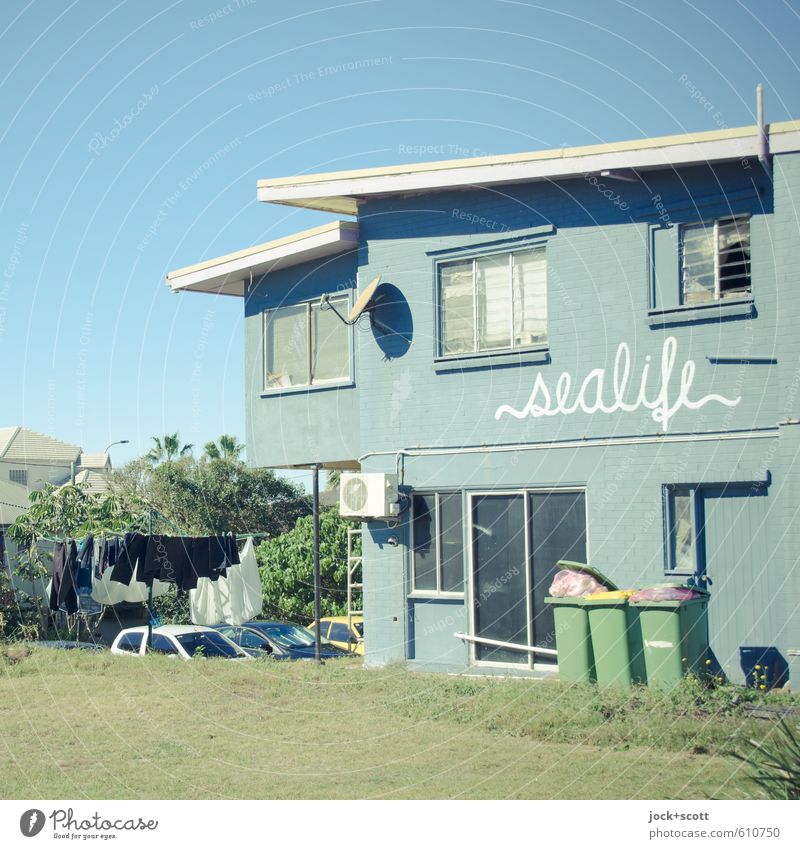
left=319, top=276, right=394, bottom=335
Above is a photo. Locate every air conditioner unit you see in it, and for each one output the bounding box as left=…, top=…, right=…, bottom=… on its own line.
left=340, top=473, right=400, bottom=519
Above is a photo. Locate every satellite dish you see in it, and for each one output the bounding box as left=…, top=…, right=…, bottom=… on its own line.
left=348, top=276, right=381, bottom=323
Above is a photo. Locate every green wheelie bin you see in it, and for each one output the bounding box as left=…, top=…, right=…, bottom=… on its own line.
left=544, top=561, right=618, bottom=685
left=630, top=593, right=709, bottom=689
left=584, top=590, right=646, bottom=688
left=544, top=596, right=595, bottom=683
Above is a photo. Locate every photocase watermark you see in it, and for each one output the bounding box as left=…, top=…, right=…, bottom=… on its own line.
left=247, top=56, right=393, bottom=102
left=452, top=207, right=511, bottom=233
left=190, top=309, right=215, bottom=437
left=651, top=192, right=672, bottom=226
left=190, top=0, right=256, bottom=31
left=0, top=221, right=28, bottom=343
left=87, top=85, right=159, bottom=155
left=583, top=172, right=630, bottom=212
left=678, top=74, right=728, bottom=131
left=75, top=312, right=93, bottom=429
left=399, top=142, right=489, bottom=157
left=137, top=137, right=242, bottom=251
left=19, top=806, right=159, bottom=836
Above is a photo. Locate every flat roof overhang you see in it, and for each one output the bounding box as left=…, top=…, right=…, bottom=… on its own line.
left=257, top=121, right=800, bottom=215
left=166, top=220, right=359, bottom=296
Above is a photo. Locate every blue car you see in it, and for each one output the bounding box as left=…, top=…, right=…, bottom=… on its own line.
left=212, top=621, right=351, bottom=660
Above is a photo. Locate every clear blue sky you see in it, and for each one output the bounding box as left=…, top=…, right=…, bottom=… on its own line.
left=1, top=0, right=798, bottom=479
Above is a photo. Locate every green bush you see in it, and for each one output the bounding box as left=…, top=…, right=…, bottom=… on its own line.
left=733, top=719, right=800, bottom=799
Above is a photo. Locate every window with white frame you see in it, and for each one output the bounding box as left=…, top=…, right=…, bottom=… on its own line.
left=411, top=492, right=464, bottom=594
left=681, top=215, right=751, bottom=305
left=263, top=294, right=350, bottom=390
left=438, top=246, right=547, bottom=356
left=666, top=486, right=697, bottom=573
left=8, top=469, right=27, bottom=486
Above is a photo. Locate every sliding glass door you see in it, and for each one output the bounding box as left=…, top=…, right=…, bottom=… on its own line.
left=471, top=494, right=528, bottom=664
left=470, top=490, right=587, bottom=667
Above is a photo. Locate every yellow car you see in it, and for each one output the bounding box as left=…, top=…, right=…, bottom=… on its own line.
left=308, top=616, right=364, bottom=655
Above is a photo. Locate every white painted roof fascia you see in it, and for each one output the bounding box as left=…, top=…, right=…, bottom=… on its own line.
left=257, top=122, right=800, bottom=214
left=166, top=221, right=359, bottom=296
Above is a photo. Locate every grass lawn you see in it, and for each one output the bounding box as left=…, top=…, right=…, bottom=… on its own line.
left=0, top=647, right=794, bottom=800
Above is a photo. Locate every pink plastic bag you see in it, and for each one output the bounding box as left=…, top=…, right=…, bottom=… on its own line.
left=629, top=586, right=700, bottom=602
left=549, top=570, right=608, bottom=598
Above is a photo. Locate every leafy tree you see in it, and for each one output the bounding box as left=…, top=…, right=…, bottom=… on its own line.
left=325, top=469, right=341, bottom=490
left=203, top=434, right=244, bottom=461
left=147, top=433, right=193, bottom=464
left=110, top=453, right=310, bottom=536
left=256, top=507, right=360, bottom=622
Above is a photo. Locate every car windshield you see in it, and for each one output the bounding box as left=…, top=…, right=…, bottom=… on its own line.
left=353, top=622, right=364, bottom=638
left=257, top=623, right=316, bottom=648
left=174, top=632, right=241, bottom=658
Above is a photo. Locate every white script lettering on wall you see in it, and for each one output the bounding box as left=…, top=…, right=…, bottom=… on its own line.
left=494, top=337, right=741, bottom=432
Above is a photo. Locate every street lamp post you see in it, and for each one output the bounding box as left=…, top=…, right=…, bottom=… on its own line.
left=104, top=439, right=130, bottom=454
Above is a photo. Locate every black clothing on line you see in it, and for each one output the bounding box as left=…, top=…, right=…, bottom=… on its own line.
left=109, top=533, right=148, bottom=586
left=142, top=535, right=195, bottom=589
left=96, top=536, right=120, bottom=580
left=76, top=535, right=94, bottom=592
left=191, top=534, right=237, bottom=578
left=49, top=540, right=78, bottom=614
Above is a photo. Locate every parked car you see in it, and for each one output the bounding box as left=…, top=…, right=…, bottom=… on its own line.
left=212, top=621, right=351, bottom=660
left=110, top=625, right=251, bottom=660
left=307, top=616, right=364, bottom=655
left=35, top=640, right=106, bottom=652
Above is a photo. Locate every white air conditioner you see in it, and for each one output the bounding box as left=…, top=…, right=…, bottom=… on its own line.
left=340, top=473, right=400, bottom=519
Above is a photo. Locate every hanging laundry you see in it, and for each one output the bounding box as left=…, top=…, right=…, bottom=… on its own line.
left=96, top=536, right=121, bottom=580
left=109, top=533, right=148, bottom=586
left=49, top=540, right=79, bottom=613
left=190, top=535, right=236, bottom=582
left=91, top=563, right=170, bottom=606
left=142, top=535, right=195, bottom=589
left=75, top=535, right=94, bottom=593
left=190, top=537, right=262, bottom=626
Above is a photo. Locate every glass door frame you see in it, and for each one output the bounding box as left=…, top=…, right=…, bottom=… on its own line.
left=466, top=487, right=588, bottom=671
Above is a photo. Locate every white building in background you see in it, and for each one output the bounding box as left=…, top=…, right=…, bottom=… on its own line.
left=0, top=427, right=112, bottom=586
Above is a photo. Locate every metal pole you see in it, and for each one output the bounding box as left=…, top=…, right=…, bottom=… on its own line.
left=146, top=510, right=153, bottom=650
left=312, top=464, right=322, bottom=663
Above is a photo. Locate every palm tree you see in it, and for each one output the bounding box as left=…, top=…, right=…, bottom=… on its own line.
left=325, top=469, right=341, bottom=490
left=203, top=434, right=244, bottom=461
left=147, top=433, right=193, bottom=464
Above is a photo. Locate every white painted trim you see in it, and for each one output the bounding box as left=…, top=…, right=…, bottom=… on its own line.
left=166, top=221, right=359, bottom=296
left=360, top=427, right=778, bottom=465
left=257, top=124, right=800, bottom=214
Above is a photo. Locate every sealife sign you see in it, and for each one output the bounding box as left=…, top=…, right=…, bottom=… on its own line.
left=494, top=336, right=741, bottom=432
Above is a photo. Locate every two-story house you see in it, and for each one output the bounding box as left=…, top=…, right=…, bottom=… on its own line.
left=0, top=427, right=111, bottom=594
left=168, top=121, right=800, bottom=684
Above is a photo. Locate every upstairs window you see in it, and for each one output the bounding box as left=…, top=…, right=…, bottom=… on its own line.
left=8, top=469, right=27, bottom=485
left=438, top=247, right=547, bottom=356
left=263, top=294, right=350, bottom=390
left=681, top=216, right=751, bottom=305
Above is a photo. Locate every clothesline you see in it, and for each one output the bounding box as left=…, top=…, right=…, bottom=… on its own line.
left=34, top=506, right=269, bottom=544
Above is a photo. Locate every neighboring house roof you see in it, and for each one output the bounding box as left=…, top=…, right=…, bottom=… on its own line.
left=0, top=427, right=18, bottom=457
left=256, top=120, right=800, bottom=215
left=166, top=220, right=359, bottom=296
left=0, top=427, right=81, bottom=466
left=77, top=452, right=110, bottom=471
left=57, top=469, right=111, bottom=495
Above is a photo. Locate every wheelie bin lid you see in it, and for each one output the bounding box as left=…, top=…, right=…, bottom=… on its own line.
left=584, top=589, right=636, bottom=601
left=556, top=560, right=619, bottom=592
